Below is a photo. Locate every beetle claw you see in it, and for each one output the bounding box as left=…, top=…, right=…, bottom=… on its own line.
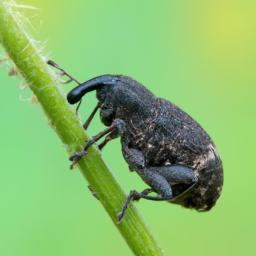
left=70, top=161, right=78, bottom=170
left=69, top=151, right=87, bottom=162
left=117, top=211, right=124, bottom=223
left=69, top=151, right=88, bottom=169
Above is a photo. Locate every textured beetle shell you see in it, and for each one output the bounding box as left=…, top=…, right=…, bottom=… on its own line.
left=97, top=76, right=223, bottom=211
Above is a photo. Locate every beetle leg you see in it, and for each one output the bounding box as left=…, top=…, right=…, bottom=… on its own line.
left=83, top=102, right=101, bottom=130
left=132, top=188, right=153, bottom=202
left=118, top=146, right=197, bottom=221
left=47, top=60, right=80, bottom=85
left=88, top=185, right=99, bottom=200
left=121, top=147, right=175, bottom=199
left=83, top=124, right=116, bottom=151
left=69, top=123, right=117, bottom=168
left=118, top=164, right=199, bottom=221
left=117, top=165, right=175, bottom=221
left=148, top=165, right=198, bottom=184
left=135, top=168, right=174, bottom=198
left=117, top=187, right=174, bottom=222
left=98, top=130, right=119, bottom=151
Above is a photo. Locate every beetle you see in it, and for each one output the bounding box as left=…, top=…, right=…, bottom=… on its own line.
left=47, top=60, right=223, bottom=222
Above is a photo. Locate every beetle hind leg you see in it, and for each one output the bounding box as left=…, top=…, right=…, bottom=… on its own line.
left=132, top=188, right=153, bottom=202
left=148, top=165, right=198, bottom=184
left=117, top=165, right=175, bottom=222
left=118, top=147, right=198, bottom=221
left=117, top=188, right=174, bottom=222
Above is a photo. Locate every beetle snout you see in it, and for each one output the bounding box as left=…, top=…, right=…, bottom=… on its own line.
left=67, top=91, right=81, bottom=104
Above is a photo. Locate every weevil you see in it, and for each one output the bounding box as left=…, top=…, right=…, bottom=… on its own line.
left=47, top=60, right=223, bottom=222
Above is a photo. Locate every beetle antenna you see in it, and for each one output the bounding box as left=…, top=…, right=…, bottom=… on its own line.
left=47, top=60, right=80, bottom=85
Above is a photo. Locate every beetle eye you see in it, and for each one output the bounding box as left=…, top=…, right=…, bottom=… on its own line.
left=101, top=116, right=112, bottom=126
left=100, top=108, right=114, bottom=126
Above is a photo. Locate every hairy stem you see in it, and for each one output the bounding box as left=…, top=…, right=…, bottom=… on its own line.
left=0, top=1, right=166, bottom=255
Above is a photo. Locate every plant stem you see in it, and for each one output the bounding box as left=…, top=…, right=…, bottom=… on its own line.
left=0, top=1, right=166, bottom=255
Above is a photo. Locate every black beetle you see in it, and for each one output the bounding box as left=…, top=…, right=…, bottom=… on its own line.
left=47, top=60, right=223, bottom=222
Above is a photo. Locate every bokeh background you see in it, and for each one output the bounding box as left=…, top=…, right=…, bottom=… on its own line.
left=0, top=0, right=255, bottom=255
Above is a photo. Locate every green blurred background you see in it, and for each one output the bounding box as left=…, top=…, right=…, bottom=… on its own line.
left=0, top=0, right=255, bottom=255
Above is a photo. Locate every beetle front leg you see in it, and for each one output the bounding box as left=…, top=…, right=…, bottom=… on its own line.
left=98, top=130, right=119, bottom=151
left=69, top=123, right=118, bottom=169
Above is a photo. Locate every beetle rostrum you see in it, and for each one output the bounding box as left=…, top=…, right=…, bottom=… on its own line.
left=47, top=60, right=223, bottom=222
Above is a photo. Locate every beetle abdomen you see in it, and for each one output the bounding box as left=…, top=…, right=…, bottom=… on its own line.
left=171, top=144, right=223, bottom=211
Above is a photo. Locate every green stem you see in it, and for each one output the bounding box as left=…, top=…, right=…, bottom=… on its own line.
left=0, top=1, right=166, bottom=255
